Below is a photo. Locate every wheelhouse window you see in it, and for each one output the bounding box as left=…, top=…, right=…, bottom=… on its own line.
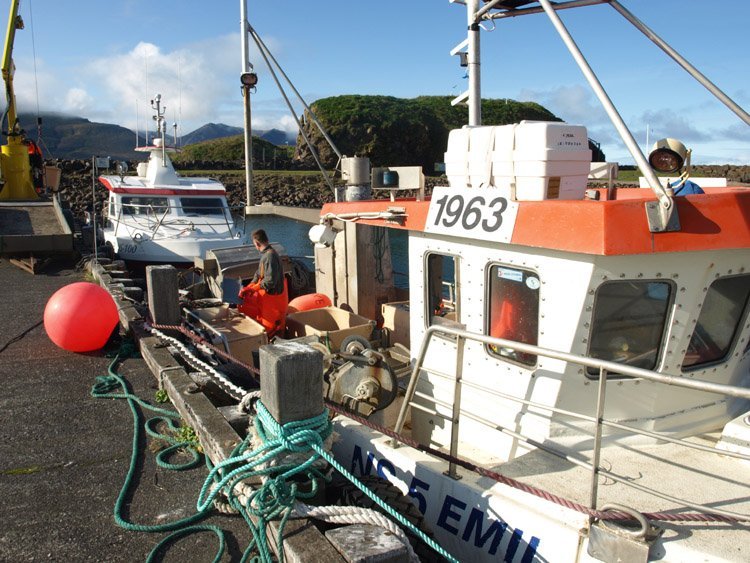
left=121, top=196, right=169, bottom=216
left=486, top=265, right=539, bottom=366
left=683, top=274, right=750, bottom=369
left=425, top=252, right=458, bottom=326
left=587, top=281, right=673, bottom=377
left=180, top=197, right=226, bottom=216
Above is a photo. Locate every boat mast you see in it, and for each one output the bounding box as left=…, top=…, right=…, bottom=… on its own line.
left=151, top=94, right=166, bottom=165
left=240, top=0, right=254, bottom=206
left=467, top=0, right=481, bottom=126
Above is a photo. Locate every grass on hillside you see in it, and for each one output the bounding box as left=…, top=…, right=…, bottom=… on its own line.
left=614, top=169, right=713, bottom=182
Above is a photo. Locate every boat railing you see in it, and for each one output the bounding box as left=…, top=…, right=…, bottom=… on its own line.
left=109, top=201, right=247, bottom=239
left=392, top=324, right=750, bottom=520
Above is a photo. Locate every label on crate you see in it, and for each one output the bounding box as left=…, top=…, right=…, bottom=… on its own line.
left=425, top=186, right=519, bottom=243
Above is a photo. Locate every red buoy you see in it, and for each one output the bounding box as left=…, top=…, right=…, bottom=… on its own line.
left=44, top=282, right=119, bottom=352
left=287, top=293, right=332, bottom=313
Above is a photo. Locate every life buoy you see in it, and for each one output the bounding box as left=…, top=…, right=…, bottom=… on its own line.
left=288, top=293, right=332, bottom=313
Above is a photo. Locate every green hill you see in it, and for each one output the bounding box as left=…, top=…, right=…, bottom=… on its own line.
left=18, top=113, right=142, bottom=160
left=295, top=95, right=605, bottom=170
left=171, top=134, right=294, bottom=168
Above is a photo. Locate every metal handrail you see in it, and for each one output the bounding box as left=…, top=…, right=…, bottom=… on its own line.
left=110, top=201, right=247, bottom=240
left=392, top=324, right=750, bottom=518
left=420, top=367, right=749, bottom=461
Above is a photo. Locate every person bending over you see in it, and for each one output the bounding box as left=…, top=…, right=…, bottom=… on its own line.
left=238, top=229, right=288, bottom=337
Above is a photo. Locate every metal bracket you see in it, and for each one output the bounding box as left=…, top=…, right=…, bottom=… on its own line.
left=588, top=504, right=662, bottom=562
left=645, top=200, right=681, bottom=233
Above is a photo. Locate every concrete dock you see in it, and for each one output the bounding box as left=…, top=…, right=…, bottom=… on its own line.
left=0, top=258, right=250, bottom=561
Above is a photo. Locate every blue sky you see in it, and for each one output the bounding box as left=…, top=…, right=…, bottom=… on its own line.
left=8, top=0, right=749, bottom=164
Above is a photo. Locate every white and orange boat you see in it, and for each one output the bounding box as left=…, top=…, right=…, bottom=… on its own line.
left=282, top=1, right=750, bottom=561
left=99, top=95, right=250, bottom=265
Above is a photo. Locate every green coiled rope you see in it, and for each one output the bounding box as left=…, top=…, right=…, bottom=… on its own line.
left=91, top=348, right=225, bottom=561
left=94, top=345, right=457, bottom=562
left=197, top=400, right=458, bottom=563
left=197, top=401, right=333, bottom=563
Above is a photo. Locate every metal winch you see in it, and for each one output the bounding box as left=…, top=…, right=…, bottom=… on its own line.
left=320, top=335, right=398, bottom=417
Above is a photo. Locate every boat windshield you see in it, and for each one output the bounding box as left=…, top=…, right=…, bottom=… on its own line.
left=179, top=197, right=227, bottom=216
left=682, top=274, right=750, bottom=369
left=121, top=196, right=169, bottom=216
left=486, top=265, right=539, bottom=366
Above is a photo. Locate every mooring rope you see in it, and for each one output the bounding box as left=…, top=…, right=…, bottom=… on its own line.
left=196, top=400, right=457, bottom=563
left=147, top=324, right=249, bottom=402
left=90, top=345, right=226, bottom=561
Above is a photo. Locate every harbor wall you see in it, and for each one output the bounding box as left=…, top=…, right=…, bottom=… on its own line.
left=48, top=159, right=750, bottom=221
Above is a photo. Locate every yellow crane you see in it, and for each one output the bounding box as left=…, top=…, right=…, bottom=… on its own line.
left=0, top=0, right=39, bottom=200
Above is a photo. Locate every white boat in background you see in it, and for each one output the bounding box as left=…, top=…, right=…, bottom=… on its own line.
left=99, top=95, right=250, bottom=265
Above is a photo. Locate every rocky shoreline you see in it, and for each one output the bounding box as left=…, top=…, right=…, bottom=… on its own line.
left=52, top=159, right=750, bottom=220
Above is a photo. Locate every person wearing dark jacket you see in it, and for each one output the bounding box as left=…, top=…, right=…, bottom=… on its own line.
left=249, top=229, right=284, bottom=294
left=238, top=229, right=288, bottom=337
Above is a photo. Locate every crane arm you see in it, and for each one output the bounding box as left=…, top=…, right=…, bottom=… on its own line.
left=2, top=0, right=23, bottom=137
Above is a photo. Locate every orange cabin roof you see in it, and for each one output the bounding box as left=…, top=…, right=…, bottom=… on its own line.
left=320, top=187, right=750, bottom=256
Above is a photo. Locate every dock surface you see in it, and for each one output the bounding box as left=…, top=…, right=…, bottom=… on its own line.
left=0, top=258, right=249, bottom=561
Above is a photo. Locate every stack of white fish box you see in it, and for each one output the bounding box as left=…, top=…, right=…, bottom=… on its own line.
left=444, top=120, right=592, bottom=200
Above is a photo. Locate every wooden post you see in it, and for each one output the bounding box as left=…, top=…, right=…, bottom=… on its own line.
left=146, top=265, right=181, bottom=326
left=260, top=342, right=324, bottom=424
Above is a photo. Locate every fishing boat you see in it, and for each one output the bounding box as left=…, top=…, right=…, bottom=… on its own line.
left=160, top=0, right=750, bottom=560
left=274, top=1, right=749, bottom=561
left=98, top=95, right=251, bottom=266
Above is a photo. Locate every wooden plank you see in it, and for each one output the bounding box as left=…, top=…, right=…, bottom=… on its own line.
left=244, top=203, right=321, bottom=225
left=139, top=337, right=345, bottom=562
left=139, top=335, right=242, bottom=463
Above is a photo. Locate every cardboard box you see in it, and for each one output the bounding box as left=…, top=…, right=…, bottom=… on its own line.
left=285, top=307, right=375, bottom=352
left=381, top=301, right=410, bottom=349
left=188, top=305, right=267, bottom=367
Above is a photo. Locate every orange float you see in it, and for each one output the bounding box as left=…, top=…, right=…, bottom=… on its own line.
left=44, top=282, right=119, bottom=352
left=287, top=293, right=332, bottom=313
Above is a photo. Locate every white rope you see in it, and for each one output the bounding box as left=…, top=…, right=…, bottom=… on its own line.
left=293, top=502, right=418, bottom=562
left=149, top=325, right=247, bottom=401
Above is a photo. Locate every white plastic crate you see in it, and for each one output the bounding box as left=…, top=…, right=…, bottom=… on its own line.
left=444, top=121, right=592, bottom=199
left=444, top=128, right=471, bottom=188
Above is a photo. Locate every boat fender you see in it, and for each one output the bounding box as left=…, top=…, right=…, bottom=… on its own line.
left=287, top=292, right=332, bottom=313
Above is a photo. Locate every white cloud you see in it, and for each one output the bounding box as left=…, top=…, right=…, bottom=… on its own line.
left=10, top=27, right=323, bottom=142
left=80, top=35, right=241, bottom=132
left=63, top=88, right=94, bottom=114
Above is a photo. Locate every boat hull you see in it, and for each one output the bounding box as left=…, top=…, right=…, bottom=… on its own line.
left=103, top=230, right=251, bottom=265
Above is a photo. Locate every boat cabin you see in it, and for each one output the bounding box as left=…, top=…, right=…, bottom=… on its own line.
left=317, top=121, right=750, bottom=465
left=98, top=138, right=249, bottom=264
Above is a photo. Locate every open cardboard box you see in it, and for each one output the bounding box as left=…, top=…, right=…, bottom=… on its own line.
left=188, top=305, right=267, bottom=367
left=285, top=307, right=375, bottom=352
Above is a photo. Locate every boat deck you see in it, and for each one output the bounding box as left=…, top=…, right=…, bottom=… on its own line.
left=496, top=432, right=750, bottom=560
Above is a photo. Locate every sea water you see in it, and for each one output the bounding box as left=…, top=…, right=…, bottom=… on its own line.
left=248, top=215, right=409, bottom=289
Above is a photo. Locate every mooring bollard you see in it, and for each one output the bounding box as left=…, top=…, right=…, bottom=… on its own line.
left=146, top=265, right=180, bottom=326
left=260, top=342, right=324, bottom=424
left=258, top=342, right=410, bottom=562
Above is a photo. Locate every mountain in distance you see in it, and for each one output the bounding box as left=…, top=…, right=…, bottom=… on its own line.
left=180, top=123, right=243, bottom=146
left=18, top=113, right=143, bottom=160
left=259, top=128, right=294, bottom=146
left=179, top=124, right=294, bottom=147
left=15, top=113, right=295, bottom=159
